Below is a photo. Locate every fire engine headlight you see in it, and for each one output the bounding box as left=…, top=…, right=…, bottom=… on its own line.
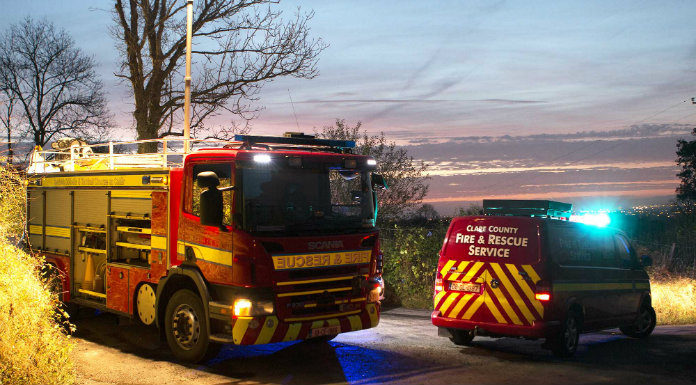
left=233, top=298, right=275, bottom=317
left=253, top=154, right=272, bottom=163
left=233, top=299, right=252, bottom=317
left=367, top=276, right=384, bottom=303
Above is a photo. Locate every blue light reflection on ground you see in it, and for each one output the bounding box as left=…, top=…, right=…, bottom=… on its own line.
left=332, top=341, right=389, bottom=384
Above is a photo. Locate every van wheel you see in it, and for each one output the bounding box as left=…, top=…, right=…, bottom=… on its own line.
left=450, top=329, right=475, bottom=346
left=551, top=311, right=580, bottom=357
left=164, top=289, right=220, bottom=363
left=620, top=303, right=656, bottom=338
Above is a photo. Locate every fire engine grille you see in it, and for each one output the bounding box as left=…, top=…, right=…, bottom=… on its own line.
left=275, top=271, right=368, bottom=321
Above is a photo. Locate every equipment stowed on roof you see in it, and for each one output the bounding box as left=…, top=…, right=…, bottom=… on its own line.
left=482, top=199, right=572, bottom=220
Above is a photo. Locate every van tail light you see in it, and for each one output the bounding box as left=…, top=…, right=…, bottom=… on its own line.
left=534, top=280, right=551, bottom=302
left=434, top=272, right=444, bottom=296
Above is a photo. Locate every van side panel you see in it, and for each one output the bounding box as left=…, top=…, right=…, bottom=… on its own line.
left=434, top=216, right=547, bottom=331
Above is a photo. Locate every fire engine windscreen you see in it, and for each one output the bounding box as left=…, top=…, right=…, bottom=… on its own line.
left=240, top=163, right=375, bottom=233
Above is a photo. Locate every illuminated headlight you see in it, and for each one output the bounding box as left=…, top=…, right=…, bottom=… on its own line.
left=253, top=154, right=272, bottom=163
left=366, top=159, right=377, bottom=167
left=233, top=299, right=252, bottom=317
left=367, top=276, right=385, bottom=303
left=233, top=298, right=274, bottom=317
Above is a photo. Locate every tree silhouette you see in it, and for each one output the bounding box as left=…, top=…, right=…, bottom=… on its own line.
left=676, top=128, right=696, bottom=201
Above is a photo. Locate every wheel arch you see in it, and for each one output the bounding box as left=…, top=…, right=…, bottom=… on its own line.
left=154, top=264, right=211, bottom=332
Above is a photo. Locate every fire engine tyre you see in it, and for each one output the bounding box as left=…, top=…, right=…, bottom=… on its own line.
left=620, top=303, right=656, bottom=338
left=164, top=289, right=220, bottom=363
left=449, top=329, right=475, bottom=346
left=551, top=311, right=581, bottom=357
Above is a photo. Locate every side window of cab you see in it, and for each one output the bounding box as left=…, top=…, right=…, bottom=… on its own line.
left=187, top=163, right=234, bottom=226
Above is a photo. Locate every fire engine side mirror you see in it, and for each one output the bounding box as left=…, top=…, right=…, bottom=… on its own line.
left=371, top=173, right=387, bottom=190
left=198, top=172, right=224, bottom=228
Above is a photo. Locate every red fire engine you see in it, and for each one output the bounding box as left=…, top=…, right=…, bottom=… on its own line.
left=26, top=133, right=385, bottom=362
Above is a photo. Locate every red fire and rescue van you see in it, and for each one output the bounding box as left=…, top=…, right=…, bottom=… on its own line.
left=431, top=200, right=655, bottom=357
left=27, top=133, right=385, bottom=362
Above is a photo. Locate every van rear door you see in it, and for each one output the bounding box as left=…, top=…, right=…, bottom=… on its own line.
left=435, top=216, right=545, bottom=327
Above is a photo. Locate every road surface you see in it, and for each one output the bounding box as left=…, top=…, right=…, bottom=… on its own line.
left=71, top=307, right=696, bottom=385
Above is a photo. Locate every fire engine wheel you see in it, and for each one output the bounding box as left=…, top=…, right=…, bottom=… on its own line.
left=620, top=303, right=656, bottom=338
left=164, top=289, right=219, bottom=363
left=551, top=311, right=580, bottom=357
left=449, top=329, right=475, bottom=346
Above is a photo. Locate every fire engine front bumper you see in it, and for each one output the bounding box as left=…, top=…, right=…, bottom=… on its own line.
left=210, top=303, right=380, bottom=345
left=431, top=310, right=560, bottom=339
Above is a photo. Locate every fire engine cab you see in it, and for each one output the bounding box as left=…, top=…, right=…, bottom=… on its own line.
left=26, top=133, right=386, bottom=362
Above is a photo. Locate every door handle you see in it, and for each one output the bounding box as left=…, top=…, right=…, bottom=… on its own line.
left=490, top=278, right=500, bottom=289
left=519, top=270, right=532, bottom=282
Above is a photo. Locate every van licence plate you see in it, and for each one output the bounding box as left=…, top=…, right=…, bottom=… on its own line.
left=309, top=325, right=340, bottom=338
left=450, top=282, right=481, bottom=293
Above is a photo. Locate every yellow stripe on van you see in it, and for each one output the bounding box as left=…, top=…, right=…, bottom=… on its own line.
left=522, top=265, right=541, bottom=283
left=439, top=293, right=460, bottom=314
left=434, top=290, right=447, bottom=308
left=462, top=295, right=485, bottom=320
left=440, top=260, right=456, bottom=276
left=462, top=261, right=484, bottom=282
left=448, top=261, right=470, bottom=281
left=490, top=263, right=535, bottom=325
left=29, top=225, right=42, bottom=235
left=446, top=293, right=473, bottom=318
left=483, top=293, right=507, bottom=324
left=506, top=264, right=544, bottom=318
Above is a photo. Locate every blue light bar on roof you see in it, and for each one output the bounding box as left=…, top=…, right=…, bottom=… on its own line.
left=234, top=134, right=355, bottom=149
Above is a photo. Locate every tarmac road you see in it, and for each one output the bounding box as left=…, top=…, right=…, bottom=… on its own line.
left=71, top=307, right=696, bottom=385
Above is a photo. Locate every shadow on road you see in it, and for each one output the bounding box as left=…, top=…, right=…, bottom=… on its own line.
left=463, top=330, right=696, bottom=382
left=71, top=309, right=457, bottom=385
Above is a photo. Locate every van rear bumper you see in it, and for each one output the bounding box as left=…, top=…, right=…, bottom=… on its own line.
left=431, top=310, right=560, bottom=339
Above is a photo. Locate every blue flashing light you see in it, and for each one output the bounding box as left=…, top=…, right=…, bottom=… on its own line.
left=571, top=213, right=611, bottom=227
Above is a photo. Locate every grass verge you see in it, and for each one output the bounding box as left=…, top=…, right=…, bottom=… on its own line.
left=651, top=275, right=696, bottom=325
left=0, top=240, right=75, bottom=385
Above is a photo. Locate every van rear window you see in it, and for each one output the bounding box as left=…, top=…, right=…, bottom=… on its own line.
left=547, top=224, right=616, bottom=267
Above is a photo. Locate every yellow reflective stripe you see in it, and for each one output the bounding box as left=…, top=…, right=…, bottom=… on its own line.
left=232, top=318, right=252, bottom=344
left=462, top=261, right=484, bottom=281
left=434, top=290, right=447, bottom=308
left=276, top=275, right=364, bottom=286
left=45, top=226, right=70, bottom=238
left=348, top=315, right=362, bottom=331
left=445, top=293, right=473, bottom=318
left=488, top=285, right=523, bottom=325
left=255, top=316, right=279, bottom=344
left=635, top=282, right=650, bottom=290
left=462, top=295, right=485, bottom=320
left=440, top=260, right=456, bottom=276
left=448, top=261, right=470, bottom=281
left=439, top=293, right=460, bottom=314
left=151, top=235, right=166, bottom=250
left=554, top=283, right=634, bottom=291
left=29, top=225, right=42, bottom=235
left=484, top=292, right=508, bottom=324
left=491, top=263, right=534, bottom=324
left=177, top=241, right=232, bottom=265
left=285, top=309, right=361, bottom=322
left=283, top=323, right=302, bottom=342
left=366, top=303, right=379, bottom=327
left=522, top=264, right=541, bottom=283
left=111, top=190, right=153, bottom=199
left=41, top=173, right=167, bottom=188
left=506, top=264, right=544, bottom=318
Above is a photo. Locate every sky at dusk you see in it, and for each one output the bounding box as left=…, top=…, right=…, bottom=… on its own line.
left=3, top=1, right=696, bottom=214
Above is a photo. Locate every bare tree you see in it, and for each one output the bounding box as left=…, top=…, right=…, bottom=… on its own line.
left=112, top=0, right=327, bottom=152
left=0, top=90, right=19, bottom=164
left=318, top=119, right=430, bottom=223
left=0, top=18, right=111, bottom=149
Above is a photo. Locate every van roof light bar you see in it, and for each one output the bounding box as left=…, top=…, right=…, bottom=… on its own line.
left=234, top=133, right=355, bottom=151
left=483, top=199, right=572, bottom=220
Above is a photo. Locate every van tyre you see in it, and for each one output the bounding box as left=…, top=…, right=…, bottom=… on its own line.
left=551, top=311, right=580, bottom=357
left=164, top=289, right=220, bottom=363
left=620, top=303, right=656, bottom=338
left=450, top=329, right=475, bottom=346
